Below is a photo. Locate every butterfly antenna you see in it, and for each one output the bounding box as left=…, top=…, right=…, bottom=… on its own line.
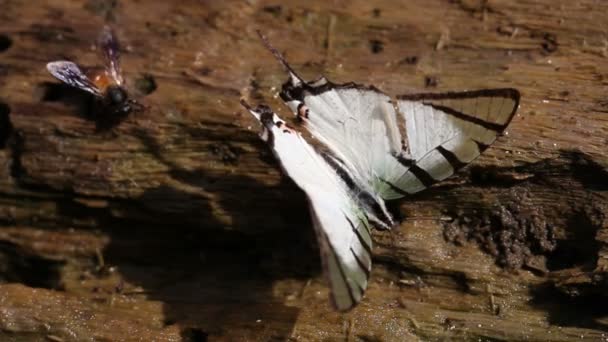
left=240, top=98, right=260, bottom=119
left=256, top=30, right=303, bottom=86
left=240, top=98, right=253, bottom=111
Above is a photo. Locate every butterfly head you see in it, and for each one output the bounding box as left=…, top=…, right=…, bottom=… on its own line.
left=240, top=99, right=283, bottom=142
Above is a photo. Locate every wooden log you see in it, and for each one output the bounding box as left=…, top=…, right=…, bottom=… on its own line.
left=0, top=0, right=607, bottom=340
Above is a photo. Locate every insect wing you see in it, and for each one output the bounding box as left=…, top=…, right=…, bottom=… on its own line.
left=46, top=61, right=103, bottom=97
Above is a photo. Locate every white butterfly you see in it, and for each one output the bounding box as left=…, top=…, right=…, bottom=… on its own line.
left=241, top=33, right=520, bottom=311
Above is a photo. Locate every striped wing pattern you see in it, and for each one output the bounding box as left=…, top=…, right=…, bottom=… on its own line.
left=280, top=76, right=519, bottom=202
left=250, top=33, right=520, bottom=310
left=381, top=89, right=520, bottom=199
left=241, top=100, right=373, bottom=311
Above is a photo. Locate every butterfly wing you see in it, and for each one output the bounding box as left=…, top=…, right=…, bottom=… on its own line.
left=97, top=25, right=124, bottom=86
left=46, top=61, right=103, bottom=97
left=286, top=80, right=401, bottom=185
left=258, top=32, right=401, bottom=190
left=274, top=67, right=519, bottom=201
left=381, top=89, right=520, bottom=199
left=258, top=33, right=520, bottom=202
left=280, top=80, right=406, bottom=227
left=241, top=100, right=373, bottom=311
left=308, top=190, right=372, bottom=310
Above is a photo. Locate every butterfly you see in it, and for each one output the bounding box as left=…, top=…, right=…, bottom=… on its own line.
left=46, top=26, right=141, bottom=117
left=241, top=32, right=520, bottom=311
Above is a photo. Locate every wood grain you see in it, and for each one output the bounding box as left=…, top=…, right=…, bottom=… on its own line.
left=0, top=0, right=607, bottom=340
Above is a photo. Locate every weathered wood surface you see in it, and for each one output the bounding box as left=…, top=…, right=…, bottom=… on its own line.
left=0, top=0, right=607, bottom=340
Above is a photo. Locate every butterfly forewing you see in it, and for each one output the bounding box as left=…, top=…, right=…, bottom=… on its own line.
left=241, top=100, right=373, bottom=311
left=381, top=89, right=520, bottom=198
left=46, top=61, right=103, bottom=97
left=398, top=89, right=519, bottom=159
left=283, top=83, right=404, bottom=220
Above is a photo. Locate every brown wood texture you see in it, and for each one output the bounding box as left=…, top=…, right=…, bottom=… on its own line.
left=0, top=0, right=607, bottom=341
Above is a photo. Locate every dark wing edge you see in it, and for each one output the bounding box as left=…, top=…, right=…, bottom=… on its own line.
left=309, top=202, right=373, bottom=311
left=397, top=88, right=521, bottom=133
left=378, top=88, right=521, bottom=199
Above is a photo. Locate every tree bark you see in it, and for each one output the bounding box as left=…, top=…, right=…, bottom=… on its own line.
left=0, top=0, right=607, bottom=341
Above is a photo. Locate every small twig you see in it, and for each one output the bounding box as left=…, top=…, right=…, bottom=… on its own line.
left=435, top=28, right=450, bottom=51
left=347, top=318, right=355, bottom=342
left=46, top=335, right=64, bottom=342
left=95, top=247, right=105, bottom=270
left=324, top=14, right=337, bottom=65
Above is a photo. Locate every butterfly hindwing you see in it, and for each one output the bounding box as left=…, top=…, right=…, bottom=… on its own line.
left=308, top=190, right=372, bottom=310
left=241, top=100, right=372, bottom=311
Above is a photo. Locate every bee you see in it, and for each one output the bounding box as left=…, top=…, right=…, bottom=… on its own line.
left=46, top=26, right=142, bottom=117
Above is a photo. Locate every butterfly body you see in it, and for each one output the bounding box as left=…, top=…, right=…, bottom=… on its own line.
left=245, top=33, right=520, bottom=311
